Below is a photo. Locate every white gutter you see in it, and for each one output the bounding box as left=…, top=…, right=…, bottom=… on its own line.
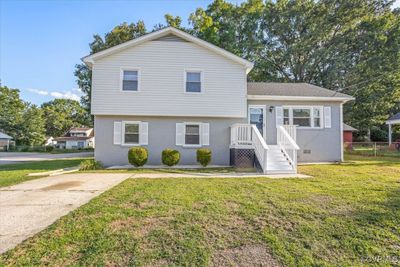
left=247, top=95, right=355, bottom=102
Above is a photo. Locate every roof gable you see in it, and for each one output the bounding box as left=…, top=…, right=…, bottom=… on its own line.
left=82, top=27, right=253, bottom=72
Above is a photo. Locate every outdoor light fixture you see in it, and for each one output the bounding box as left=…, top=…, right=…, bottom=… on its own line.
left=269, top=106, right=274, bottom=113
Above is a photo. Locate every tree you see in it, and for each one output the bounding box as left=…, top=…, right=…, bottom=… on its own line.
left=189, top=0, right=400, bottom=140
left=0, top=86, right=25, bottom=140
left=19, top=104, right=46, bottom=145
left=41, top=99, right=89, bottom=137
left=74, top=21, right=147, bottom=116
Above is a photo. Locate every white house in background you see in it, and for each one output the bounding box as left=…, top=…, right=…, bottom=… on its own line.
left=53, top=127, right=95, bottom=149
left=0, top=132, right=13, bottom=151
left=82, top=27, right=354, bottom=174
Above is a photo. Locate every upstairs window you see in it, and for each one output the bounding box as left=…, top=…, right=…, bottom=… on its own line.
left=185, top=71, right=201, bottom=93
left=122, top=70, right=138, bottom=91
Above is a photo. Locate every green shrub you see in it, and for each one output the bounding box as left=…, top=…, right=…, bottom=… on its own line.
left=197, top=148, right=212, bottom=167
left=45, top=146, right=54, bottom=152
left=162, top=149, right=180, bottom=166
left=128, top=147, right=148, bottom=167
left=79, top=159, right=103, bottom=171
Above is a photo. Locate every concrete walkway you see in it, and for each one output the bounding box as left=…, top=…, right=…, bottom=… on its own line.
left=0, top=173, right=130, bottom=254
left=0, top=152, right=93, bottom=165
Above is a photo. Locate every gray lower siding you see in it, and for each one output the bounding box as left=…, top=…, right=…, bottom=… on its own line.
left=95, top=100, right=343, bottom=167
left=94, top=116, right=246, bottom=166
left=248, top=100, right=343, bottom=162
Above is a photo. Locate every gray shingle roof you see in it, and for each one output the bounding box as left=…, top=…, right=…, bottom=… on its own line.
left=0, top=132, right=12, bottom=139
left=343, top=123, right=358, bottom=132
left=387, top=112, right=400, bottom=122
left=247, top=82, right=353, bottom=98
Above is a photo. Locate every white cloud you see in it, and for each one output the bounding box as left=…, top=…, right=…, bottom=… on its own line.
left=50, top=91, right=81, bottom=101
left=27, top=87, right=82, bottom=101
left=27, top=88, right=49, bottom=96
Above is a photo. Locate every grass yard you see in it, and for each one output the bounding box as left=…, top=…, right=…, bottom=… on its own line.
left=1, top=155, right=399, bottom=266
left=0, top=159, right=87, bottom=187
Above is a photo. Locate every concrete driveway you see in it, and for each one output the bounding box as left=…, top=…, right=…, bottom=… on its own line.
left=0, top=152, right=94, bottom=165
left=0, top=173, right=131, bottom=254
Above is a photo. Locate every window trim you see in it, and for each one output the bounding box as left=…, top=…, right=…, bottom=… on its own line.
left=120, top=67, right=141, bottom=92
left=282, top=106, right=323, bottom=129
left=184, top=69, right=203, bottom=94
left=183, top=122, right=202, bottom=147
left=121, top=121, right=141, bottom=146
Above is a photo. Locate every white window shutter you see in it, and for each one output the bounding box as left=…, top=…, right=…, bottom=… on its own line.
left=140, top=122, right=148, bottom=145
left=276, top=106, right=283, bottom=126
left=113, top=121, right=122, bottom=145
left=324, top=106, right=332, bottom=128
left=201, top=123, right=210, bottom=146
left=176, top=123, right=184, bottom=146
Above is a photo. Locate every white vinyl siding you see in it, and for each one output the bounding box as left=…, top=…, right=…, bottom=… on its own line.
left=91, top=40, right=247, bottom=117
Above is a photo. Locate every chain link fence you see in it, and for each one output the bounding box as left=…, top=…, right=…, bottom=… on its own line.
left=345, top=142, right=400, bottom=157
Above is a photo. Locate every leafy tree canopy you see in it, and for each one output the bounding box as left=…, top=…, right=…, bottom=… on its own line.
left=41, top=98, right=90, bottom=138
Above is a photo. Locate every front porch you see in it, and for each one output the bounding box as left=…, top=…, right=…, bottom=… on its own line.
left=230, top=124, right=299, bottom=174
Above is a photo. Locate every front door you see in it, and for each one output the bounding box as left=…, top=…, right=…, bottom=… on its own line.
left=248, top=105, right=266, bottom=139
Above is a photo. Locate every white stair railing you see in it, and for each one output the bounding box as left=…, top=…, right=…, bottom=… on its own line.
left=250, top=125, right=269, bottom=173
left=230, top=124, right=269, bottom=173
left=230, top=123, right=253, bottom=146
left=277, top=126, right=300, bottom=171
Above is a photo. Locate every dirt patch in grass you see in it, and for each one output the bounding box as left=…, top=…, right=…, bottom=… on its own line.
left=212, top=244, right=281, bottom=267
left=41, top=181, right=83, bottom=190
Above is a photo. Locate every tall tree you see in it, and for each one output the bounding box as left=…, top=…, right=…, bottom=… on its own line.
left=190, top=0, right=400, bottom=139
left=0, top=86, right=25, bottom=140
left=41, top=99, right=89, bottom=137
left=19, top=104, right=46, bottom=145
left=74, top=21, right=147, bottom=117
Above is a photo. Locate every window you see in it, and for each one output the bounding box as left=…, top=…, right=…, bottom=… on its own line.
left=185, top=71, right=201, bottom=92
left=313, top=108, right=321, bottom=127
left=185, top=124, right=200, bottom=145
left=122, top=70, right=138, bottom=91
left=293, top=108, right=311, bottom=127
left=283, top=108, right=290, bottom=125
left=123, top=123, right=139, bottom=144
left=282, top=106, right=322, bottom=128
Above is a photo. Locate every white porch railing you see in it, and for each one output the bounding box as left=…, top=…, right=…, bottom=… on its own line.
left=277, top=125, right=300, bottom=170
left=230, top=124, right=269, bottom=173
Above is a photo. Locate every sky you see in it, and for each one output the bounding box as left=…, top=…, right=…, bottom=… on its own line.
left=1, top=0, right=400, bottom=106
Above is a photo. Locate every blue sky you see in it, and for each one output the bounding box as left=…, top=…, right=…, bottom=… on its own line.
left=1, top=0, right=399, bottom=105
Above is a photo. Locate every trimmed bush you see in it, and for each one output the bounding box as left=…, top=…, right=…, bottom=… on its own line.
left=128, top=147, right=148, bottom=167
left=79, top=159, right=103, bottom=171
left=45, top=146, right=54, bottom=152
left=197, top=148, right=212, bottom=167
left=162, top=149, right=180, bottom=166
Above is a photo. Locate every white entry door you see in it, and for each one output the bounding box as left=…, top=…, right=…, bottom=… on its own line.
left=248, top=105, right=266, bottom=139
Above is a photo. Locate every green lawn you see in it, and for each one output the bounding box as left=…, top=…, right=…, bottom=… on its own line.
left=0, top=159, right=87, bottom=187
left=1, top=156, right=399, bottom=266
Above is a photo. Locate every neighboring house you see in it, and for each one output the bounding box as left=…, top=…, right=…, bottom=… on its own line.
left=82, top=27, right=354, bottom=173
left=53, top=127, right=95, bottom=149
left=343, top=123, right=358, bottom=149
left=0, top=132, right=13, bottom=151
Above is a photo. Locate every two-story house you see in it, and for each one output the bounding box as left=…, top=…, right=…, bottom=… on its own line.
left=54, top=127, right=95, bottom=149
left=83, top=27, right=353, bottom=174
